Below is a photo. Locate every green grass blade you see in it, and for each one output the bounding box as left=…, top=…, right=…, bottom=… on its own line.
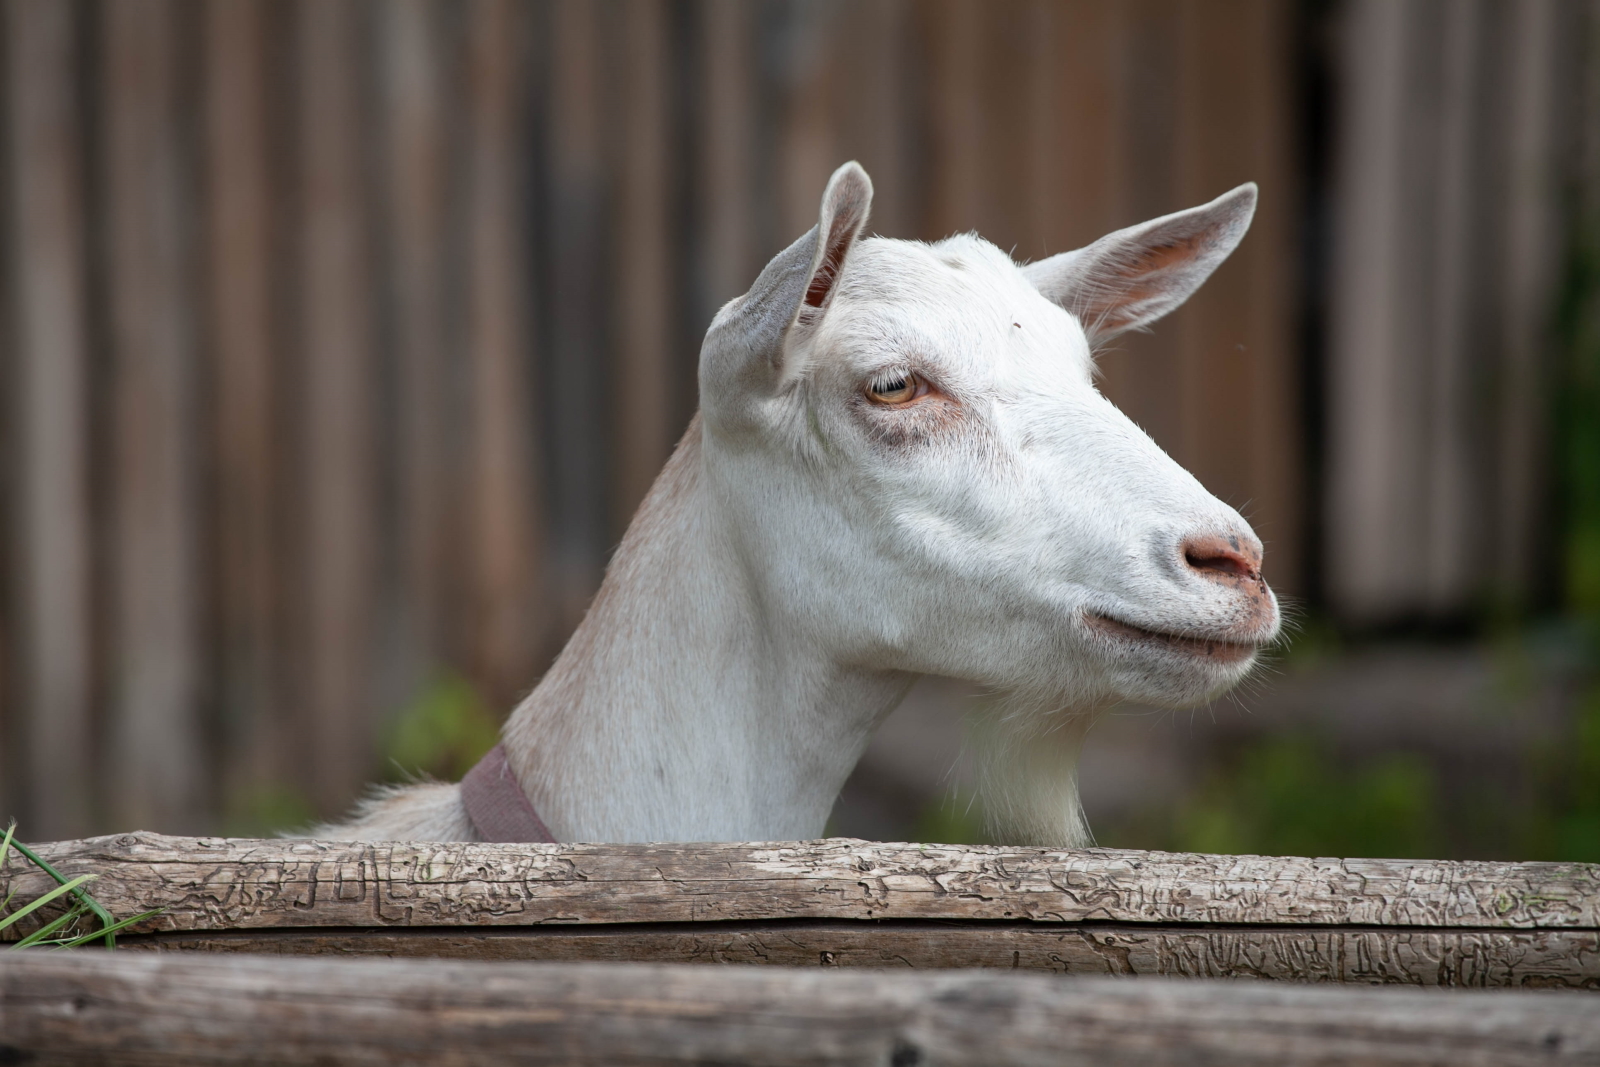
left=9, top=838, right=119, bottom=947
left=11, top=904, right=89, bottom=949
left=0, top=823, right=18, bottom=925
left=50, top=909, right=164, bottom=949
left=0, top=874, right=96, bottom=933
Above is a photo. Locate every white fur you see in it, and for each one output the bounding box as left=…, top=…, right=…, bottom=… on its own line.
left=323, top=163, right=1279, bottom=846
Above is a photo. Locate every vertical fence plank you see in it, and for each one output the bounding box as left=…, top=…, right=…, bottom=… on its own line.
left=203, top=0, right=282, bottom=823
left=465, top=0, right=542, bottom=707
left=837, top=0, right=916, bottom=240
left=1495, top=0, right=1565, bottom=605
left=545, top=0, right=610, bottom=625
left=1173, top=0, right=1301, bottom=592
left=1327, top=0, right=1420, bottom=622
left=1034, top=1, right=1122, bottom=253
left=4, top=0, right=94, bottom=838
left=1325, top=0, right=1577, bottom=621
left=1174, top=0, right=1264, bottom=487
left=613, top=0, right=677, bottom=522
left=769, top=0, right=914, bottom=240
left=1241, top=0, right=1303, bottom=596
left=919, top=0, right=982, bottom=239
left=1417, top=0, right=1488, bottom=612
left=379, top=0, right=449, bottom=706
left=770, top=3, right=839, bottom=245
left=696, top=0, right=758, bottom=311
left=768, top=1, right=919, bottom=244
left=971, top=0, right=1038, bottom=255
left=1097, top=0, right=1184, bottom=460
left=1059, top=0, right=1142, bottom=407
left=102, top=0, right=205, bottom=833
left=296, top=0, right=376, bottom=814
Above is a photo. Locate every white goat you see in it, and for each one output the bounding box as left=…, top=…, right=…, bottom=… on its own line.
left=330, top=161, right=1279, bottom=847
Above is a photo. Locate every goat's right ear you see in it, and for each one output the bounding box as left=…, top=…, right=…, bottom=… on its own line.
left=1023, top=183, right=1256, bottom=345
left=700, top=162, right=873, bottom=419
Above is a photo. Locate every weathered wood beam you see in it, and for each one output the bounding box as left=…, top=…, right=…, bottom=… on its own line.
left=5, top=835, right=1598, bottom=985
left=7, top=833, right=1596, bottom=929
left=134, top=921, right=1600, bottom=986
left=1, top=953, right=1596, bottom=1066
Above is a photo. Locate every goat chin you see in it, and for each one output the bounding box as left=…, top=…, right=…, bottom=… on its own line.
left=306, top=781, right=478, bottom=842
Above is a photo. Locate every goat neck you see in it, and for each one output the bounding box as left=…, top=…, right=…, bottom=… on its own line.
left=500, top=416, right=912, bottom=844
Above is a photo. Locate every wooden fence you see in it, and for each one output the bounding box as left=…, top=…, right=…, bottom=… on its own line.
left=2, top=837, right=1599, bottom=1063
left=6, top=954, right=1599, bottom=1065
left=1326, top=0, right=1600, bottom=623
left=0, top=0, right=1301, bottom=840
left=5, top=835, right=1599, bottom=986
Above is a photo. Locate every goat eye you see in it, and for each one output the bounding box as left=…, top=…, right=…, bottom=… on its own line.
left=868, top=372, right=918, bottom=405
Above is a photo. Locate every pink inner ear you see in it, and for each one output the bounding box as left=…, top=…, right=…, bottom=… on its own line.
left=1127, top=234, right=1204, bottom=274
left=1082, top=234, right=1207, bottom=332
left=804, top=213, right=856, bottom=309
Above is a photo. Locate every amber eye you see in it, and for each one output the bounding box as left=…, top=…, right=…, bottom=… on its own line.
left=868, top=372, right=919, bottom=405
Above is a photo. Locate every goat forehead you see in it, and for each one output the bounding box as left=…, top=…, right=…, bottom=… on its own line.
left=839, top=236, right=1030, bottom=313
left=831, top=237, right=1092, bottom=383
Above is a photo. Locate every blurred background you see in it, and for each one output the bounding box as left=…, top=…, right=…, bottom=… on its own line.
left=0, top=0, right=1597, bottom=859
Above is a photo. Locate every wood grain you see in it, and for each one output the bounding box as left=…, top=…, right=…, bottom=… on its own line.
left=6, top=834, right=1595, bottom=930
left=2, top=952, right=1597, bottom=1066
left=4, top=835, right=1598, bottom=986
left=123, top=921, right=1600, bottom=988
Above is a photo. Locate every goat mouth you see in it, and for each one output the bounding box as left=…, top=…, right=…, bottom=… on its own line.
left=1084, top=612, right=1260, bottom=665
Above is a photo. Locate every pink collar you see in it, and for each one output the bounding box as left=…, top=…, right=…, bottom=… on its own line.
left=459, top=744, right=556, bottom=843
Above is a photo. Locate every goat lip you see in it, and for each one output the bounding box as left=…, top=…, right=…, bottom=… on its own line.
left=1083, top=612, right=1261, bottom=664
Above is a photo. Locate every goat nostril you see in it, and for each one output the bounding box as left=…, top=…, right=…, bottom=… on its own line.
left=1181, top=535, right=1262, bottom=582
left=1186, top=549, right=1249, bottom=577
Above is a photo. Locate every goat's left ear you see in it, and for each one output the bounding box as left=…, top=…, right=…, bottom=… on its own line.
left=1023, top=183, right=1256, bottom=344
left=701, top=162, right=872, bottom=417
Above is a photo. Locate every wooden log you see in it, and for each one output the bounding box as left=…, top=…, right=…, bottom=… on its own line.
left=3, top=835, right=1598, bottom=986
left=126, top=921, right=1600, bottom=987
left=8, top=833, right=1595, bottom=930
left=2, top=952, right=1597, bottom=1066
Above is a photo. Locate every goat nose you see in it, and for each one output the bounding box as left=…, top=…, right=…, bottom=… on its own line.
left=1181, top=532, right=1263, bottom=583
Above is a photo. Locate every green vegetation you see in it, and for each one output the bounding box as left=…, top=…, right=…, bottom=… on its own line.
left=383, top=674, right=502, bottom=783
left=911, top=791, right=986, bottom=847
left=0, top=822, right=160, bottom=949
left=1163, top=738, right=1439, bottom=860
left=1524, top=670, right=1600, bottom=861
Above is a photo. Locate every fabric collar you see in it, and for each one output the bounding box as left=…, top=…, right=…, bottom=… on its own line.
left=460, top=743, right=556, bottom=843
